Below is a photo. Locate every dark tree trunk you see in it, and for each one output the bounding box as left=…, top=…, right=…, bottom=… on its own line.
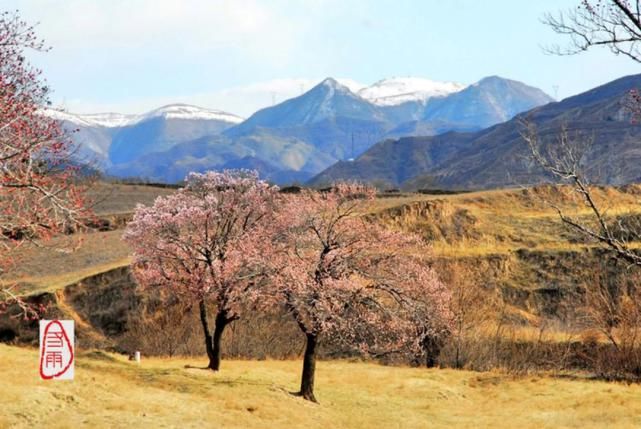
left=198, top=301, right=232, bottom=371
left=298, top=333, right=318, bottom=402
left=210, top=310, right=230, bottom=371
left=198, top=300, right=215, bottom=369
left=423, top=335, right=441, bottom=368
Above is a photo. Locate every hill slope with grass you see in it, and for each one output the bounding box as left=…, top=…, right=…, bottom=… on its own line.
left=3, top=183, right=641, bottom=351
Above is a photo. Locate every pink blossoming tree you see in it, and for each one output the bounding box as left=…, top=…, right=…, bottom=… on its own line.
left=270, top=184, right=452, bottom=402
left=124, top=170, right=279, bottom=371
left=0, top=11, right=91, bottom=318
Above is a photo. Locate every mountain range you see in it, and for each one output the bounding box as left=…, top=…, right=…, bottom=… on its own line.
left=311, top=73, right=641, bottom=190
left=47, top=75, right=554, bottom=184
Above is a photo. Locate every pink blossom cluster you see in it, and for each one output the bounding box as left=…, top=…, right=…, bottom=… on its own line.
left=124, top=170, right=280, bottom=319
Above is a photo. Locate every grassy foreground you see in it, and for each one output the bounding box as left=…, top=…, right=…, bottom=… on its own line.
left=2, top=345, right=641, bottom=428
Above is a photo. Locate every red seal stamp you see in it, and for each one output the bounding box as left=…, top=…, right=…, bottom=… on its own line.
left=39, top=320, right=74, bottom=380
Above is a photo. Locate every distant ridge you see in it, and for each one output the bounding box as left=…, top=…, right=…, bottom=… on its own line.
left=45, top=75, right=554, bottom=184
left=310, top=73, right=641, bottom=190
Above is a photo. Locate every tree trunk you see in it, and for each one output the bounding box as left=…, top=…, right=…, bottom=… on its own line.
left=198, top=300, right=216, bottom=369
left=298, top=333, right=318, bottom=402
left=198, top=301, right=233, bottom=371
left=423, top=335, right=440, bottom=368
left=210, top=310, right=230, bottom=371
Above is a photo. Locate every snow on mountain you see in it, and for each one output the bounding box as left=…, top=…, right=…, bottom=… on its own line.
left=313, top=78, right=356, bottom=121
left=42, top=109, right=137, bottom=128
left=335, top=78, right=366, bottom=93
left=42, top=104, right=243, bottom=129
left=78, top=112, right=138, bottom=127
left=358, top=77, right=466, bottom=106
left=40, top=109, right=97, bottom=127
left=421, top=76, right=554, bottom=128
left=133, top=104, right=244, bottom=124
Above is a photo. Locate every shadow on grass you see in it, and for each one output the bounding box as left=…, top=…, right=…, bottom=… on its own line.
left=80, top=350, right=121, bottom=362
left=183, top=364, right=211, bottom=370
left=551, top=372, right=641, bottom=384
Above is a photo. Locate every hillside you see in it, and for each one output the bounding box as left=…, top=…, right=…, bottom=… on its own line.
left=3, top=182, right=641, bottom=409
left=3, top=344, right=641, bottom=429
left=2, top=184, right=173, bottom=294
left=140, top=75, right=551, bottom=184
left=4, top=183, right=641, bottom=338
left=312, top=73, right=641, bottom=189
left=420, top=76, right=553, bottom=129
left=45, top=105, right=243, bottom=169
left=108, top=105, right=244, bottom=165
left=226, top=78, right=388, bottom=132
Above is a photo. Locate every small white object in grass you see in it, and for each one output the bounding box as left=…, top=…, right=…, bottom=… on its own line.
left=135, top=351, right=141, bottom=364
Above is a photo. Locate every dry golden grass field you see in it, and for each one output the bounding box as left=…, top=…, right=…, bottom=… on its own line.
left=4, top=184, right=173, bottom=295
left=2, top=344, right=641, bottom=429
left=372, top=185, right=641, bottom=257
left=88, top=183, right=176, bottom=215
left=6, top=183, right=641, bottom=331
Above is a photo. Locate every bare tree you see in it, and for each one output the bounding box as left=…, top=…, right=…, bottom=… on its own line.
left=436, top=261, right=499, bottom=369
left=543, top=1, right=641, bottom=63
left=521, top=120, right=641, bottom=267
left=526, top=0, right=641, bottom=267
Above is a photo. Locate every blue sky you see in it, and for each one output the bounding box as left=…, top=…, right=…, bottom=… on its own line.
left=7, top=0, right=640, bottom=116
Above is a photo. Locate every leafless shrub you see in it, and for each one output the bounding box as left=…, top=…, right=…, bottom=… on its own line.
left=121, top=296, right=304, bottom=359
left=521, top=119, right=641, bottom=268
left=577, top=262, right=641, bottom=378
left=438, top=262, right=503, bottom=369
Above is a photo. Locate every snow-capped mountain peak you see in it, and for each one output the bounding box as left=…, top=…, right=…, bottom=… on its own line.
left=319, top=77, right=349, bottom=92
left=134, top=103, right=244, bottom=124
left=320, top=77, right=339, bottom=87
left=335, top=78, right=366, bottom=93
left=42, top=109, right=139, bottom=128
left=358, top=77, right=466, bottom=106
